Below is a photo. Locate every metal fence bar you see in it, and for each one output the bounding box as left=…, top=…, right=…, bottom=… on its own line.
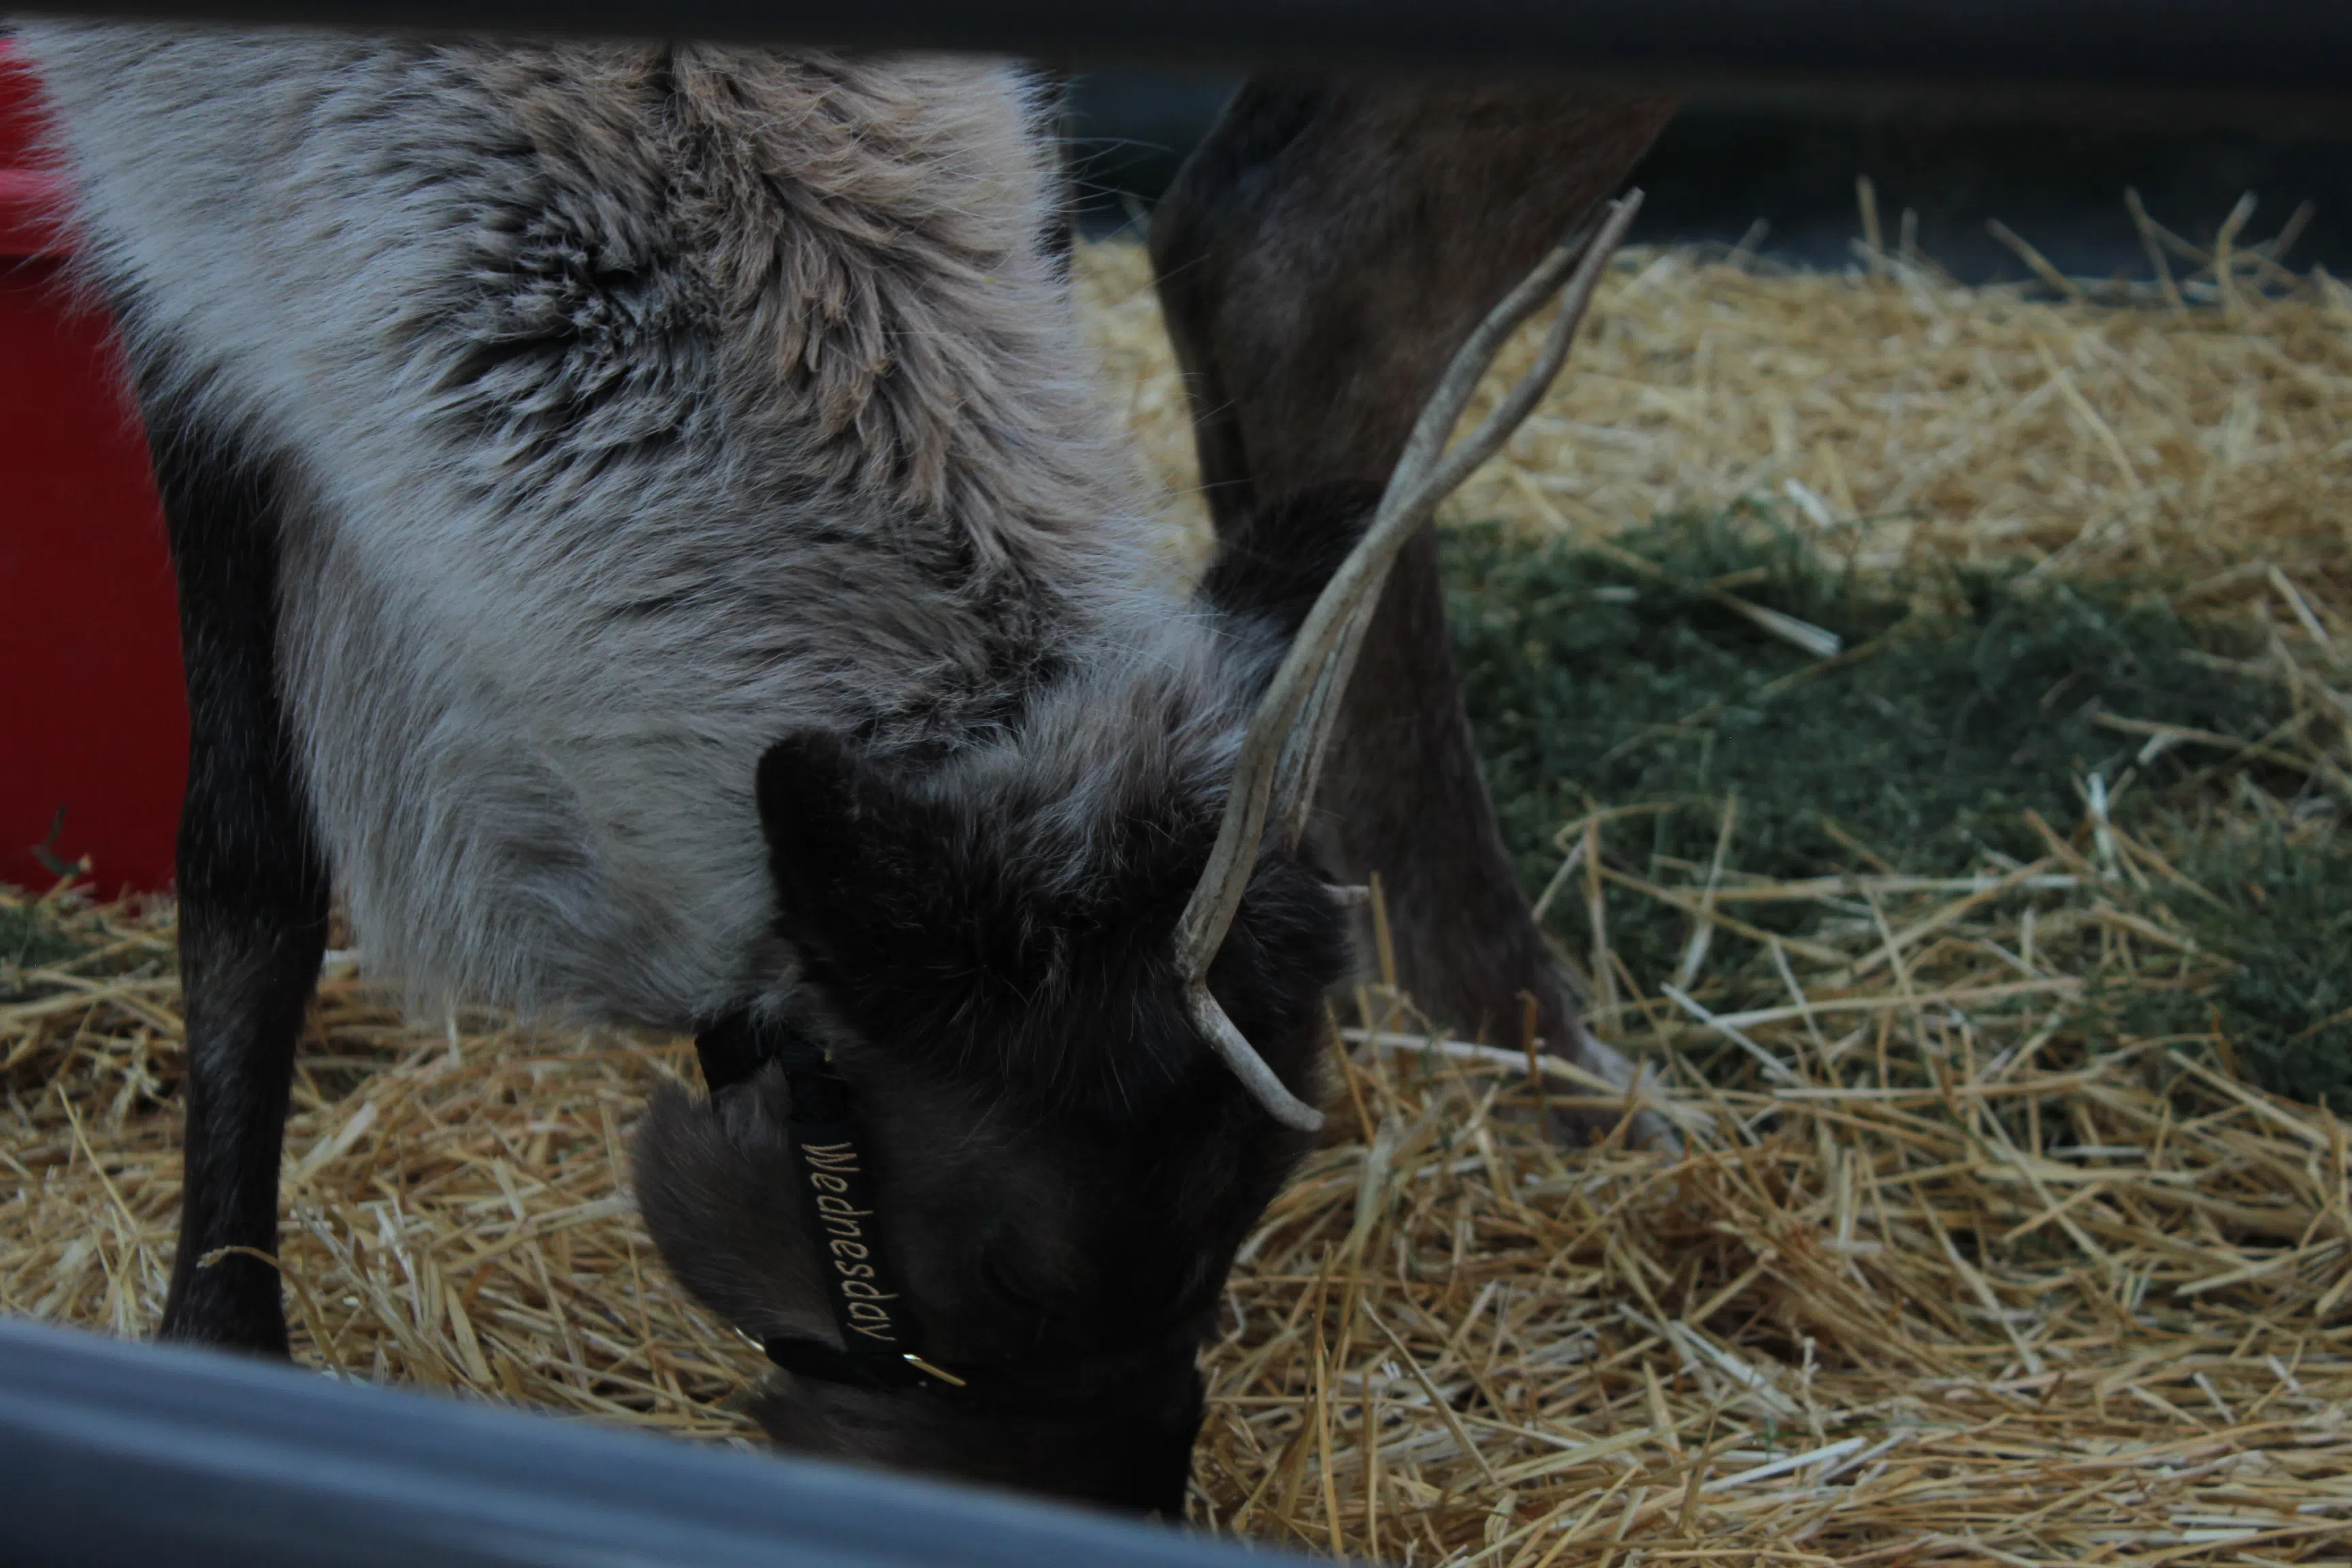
left=0, top=1317, right=1300, bottom=1568
left=15, top=0, right=2352, bottom=94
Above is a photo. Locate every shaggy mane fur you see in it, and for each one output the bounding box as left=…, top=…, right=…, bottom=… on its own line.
left=18, top=25, right=1254, bottom=1034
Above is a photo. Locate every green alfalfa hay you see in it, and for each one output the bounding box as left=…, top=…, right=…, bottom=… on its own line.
left=1, top=893, right=110, bottom=1000
left=2103, top=811, right=2352, bottom=1113
left=1443, top=505, right=2352, bottom=1104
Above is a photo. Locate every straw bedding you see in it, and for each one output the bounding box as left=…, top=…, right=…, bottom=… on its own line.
left=9, top=223, right=2352, bottom=1563
left=1077, top=216, right=2352, bottom=594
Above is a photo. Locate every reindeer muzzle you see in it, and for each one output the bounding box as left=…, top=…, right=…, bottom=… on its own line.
left=694, top=1009, right=1209, bottom=1417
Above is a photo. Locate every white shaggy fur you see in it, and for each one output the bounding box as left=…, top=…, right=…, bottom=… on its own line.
left=20, top=25, right=1256, bottom=1030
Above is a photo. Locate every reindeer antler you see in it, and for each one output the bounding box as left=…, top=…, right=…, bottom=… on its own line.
left=1177, top=191, right=1646, bottom=1131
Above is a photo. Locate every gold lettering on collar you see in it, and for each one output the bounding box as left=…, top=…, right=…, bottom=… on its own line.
left=797, top=1137, right=905, bottom=1346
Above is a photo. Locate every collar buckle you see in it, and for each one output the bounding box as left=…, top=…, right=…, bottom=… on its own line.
left=900, top=1352, right=967, bottom=1388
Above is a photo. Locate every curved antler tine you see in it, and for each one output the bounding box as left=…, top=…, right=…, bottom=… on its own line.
left=1265, top=642, right=1345, bottom=849
left=1262, top=210, right=1614, bottom=785
left=1172, top=193, right=1642, bottom=1120
left=1177, top=193, right=1641, bottom=976
left=1186, top=983, right=1325, bottom=1130
left=1381, top=205, right=1610, bottom=511
left=1388, top=193, right=1640, bottom=535
left=1264, top=192, right=1642, bottom=849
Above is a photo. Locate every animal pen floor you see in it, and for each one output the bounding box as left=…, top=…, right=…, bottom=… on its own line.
left=10, top=232, right=2352, bottom=1565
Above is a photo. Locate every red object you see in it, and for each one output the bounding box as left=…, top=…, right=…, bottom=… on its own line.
left=0, top=41, right=187, bottom=896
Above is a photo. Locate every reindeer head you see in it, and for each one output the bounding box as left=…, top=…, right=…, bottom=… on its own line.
left=632, top=195, right=1640, bottom=1514
left=635, top=713, right=1343, bottom=1512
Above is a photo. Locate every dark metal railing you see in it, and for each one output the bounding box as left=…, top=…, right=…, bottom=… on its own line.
left=0, top=1317, right=1304, bottom=1568
left=16, top=1, right=2352, bottom=95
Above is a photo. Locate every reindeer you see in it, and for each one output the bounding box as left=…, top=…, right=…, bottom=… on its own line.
left=20, top=24, right=1644, bottom=1512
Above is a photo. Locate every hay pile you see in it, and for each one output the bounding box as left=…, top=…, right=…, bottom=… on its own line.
left=1076, top=215, right=2352, bottom=595
left=10, top=881, right=2351, bottom=1561
left=9, top=229, right=2352, bottom=1563
left=1, top=910, right=764, bottom=1437
left=1198, top=941, right=2352, bottom=1561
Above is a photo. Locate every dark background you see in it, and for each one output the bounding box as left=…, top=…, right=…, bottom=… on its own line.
left=1064, top=71, right=2352, bottom=280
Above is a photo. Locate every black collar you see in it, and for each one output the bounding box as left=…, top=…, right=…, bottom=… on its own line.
left=693, top=1009, right=1209, bottom=1416
left=696, top=1010, right=956, bottom=1390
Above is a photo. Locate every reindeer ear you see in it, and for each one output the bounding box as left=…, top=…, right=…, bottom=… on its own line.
left=753, top=731, right=942, bottom=956
left=754, top=730, right=864, bottom=913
